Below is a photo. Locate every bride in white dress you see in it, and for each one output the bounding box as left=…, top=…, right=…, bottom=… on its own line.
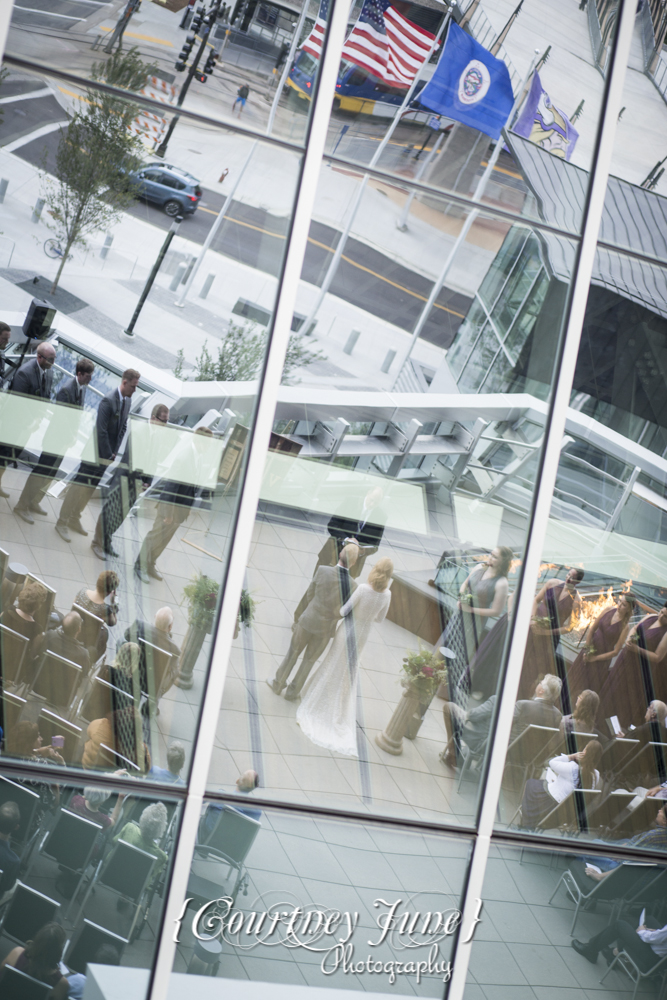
left=296, top=558, right=393, bottom=756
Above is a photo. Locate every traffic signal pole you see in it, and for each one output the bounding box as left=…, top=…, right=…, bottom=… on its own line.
left=156, top=3, right=220, bottom=158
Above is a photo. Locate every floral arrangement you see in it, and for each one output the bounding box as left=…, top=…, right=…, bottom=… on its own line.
left=401, top=647, right=447, bottom=699
left=238, top=588, right=257, bottom=627
left=532, top=615, right=552, bottom=630
left=183, top=574, right=220, bottom=633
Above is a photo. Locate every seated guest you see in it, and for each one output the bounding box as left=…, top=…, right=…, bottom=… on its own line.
left=440, top=675, right=562, bottom=768
left=624, top=700, right=667, bottom=746
left=0, top=580, right=47, bottom=657
left=0, top=802, right=20, bottom=906
left=510, top=675, right=563, bottom=743
left=578, top=803, right=667, bottom=879
left=200, top=770, right=261, bottom=842
left=124, top=607, right=180, bottom=659
left=6, top=720, right=65, bottom=766
left=560, top=689, right=606, bottom=742
left=82, top=707, right=151, bottom=774
left=73, top=570, right=119, bottom=661
left=572, top=914, right=667, bottom=967
left=116, top=802, right=168, bottom=888
left=66, top=944, right=120, bottom=1000
left=56, top=785, right=125, bottom=896
left=0, top=922, right=69, bottom=999
left=31, top=611, right=91, bottom=680
left=519, top=740, right=603, bottom=827
left=108, top=642, right=142, bottom=702
left=125, top=608, right=180, bottom=699
left=148, top=741, right=186, bottom=785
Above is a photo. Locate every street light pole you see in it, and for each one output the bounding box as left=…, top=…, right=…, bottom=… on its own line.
left=104, top=0, right=141, bottom=54
left=156, top=3, right=220, bottom=158
left=123, top=216, right=182, bottom=339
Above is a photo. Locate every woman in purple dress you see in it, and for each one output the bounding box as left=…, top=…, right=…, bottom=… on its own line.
left=518, top=568, right=584, bottom=701
left=567, top=593, right=636, bottom=699
left=599, top=602, right=667, bottom=730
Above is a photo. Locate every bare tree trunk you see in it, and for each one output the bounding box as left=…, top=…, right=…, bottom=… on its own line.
left=50, top=230, right=78, bottom=293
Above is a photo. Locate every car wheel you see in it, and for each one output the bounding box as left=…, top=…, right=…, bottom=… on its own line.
left=164, top=200, right=182, bottom=217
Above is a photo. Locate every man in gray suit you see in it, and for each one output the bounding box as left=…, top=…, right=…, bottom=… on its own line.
left=268, top=544, right=359, bottom=701
left=0, top=342, right=56, bottom=512
left=56, top=367, right=140, bottom=550
left=14, top=357, right=94, bottom=523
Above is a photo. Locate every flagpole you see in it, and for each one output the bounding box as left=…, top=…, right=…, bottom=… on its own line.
left=266, top=0, right=311, bottom=137
left=300, top=0, right=457, bottom=336
left=396, top=129, right=446, bottom=231
left=390, top=50, right=540, bottom=390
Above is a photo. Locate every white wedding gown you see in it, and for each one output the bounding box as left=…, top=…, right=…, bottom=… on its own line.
left=296, top=583, right=391, bottom=756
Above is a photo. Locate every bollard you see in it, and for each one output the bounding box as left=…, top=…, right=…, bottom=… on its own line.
left=199, top=273, right=215, bottom=299
left=343, top=329, right=360, bottom=355
left=182, top=256, right=195, bottom=284
left=169, top=261, right=187, bottom=291
left=32, top=198, right=45, bottom=224
left=381, top=349, right=396, bottom=373
left=100, top=234, right=113, bottom=260
left=0, top=179, right=8, bottom=204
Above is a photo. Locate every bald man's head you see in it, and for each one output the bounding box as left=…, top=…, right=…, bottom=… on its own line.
left=154, top=607, right=174, bottom=634
left=36, top=342, right=56, bottom=370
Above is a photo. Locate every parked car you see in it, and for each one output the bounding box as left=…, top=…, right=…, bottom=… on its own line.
left=130, top=163, right=202, bottom=216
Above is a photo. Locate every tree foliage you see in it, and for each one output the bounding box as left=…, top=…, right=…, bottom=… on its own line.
left=42, top=48, right=156, bottom=293
left=174, top=322, right=326, bottom=384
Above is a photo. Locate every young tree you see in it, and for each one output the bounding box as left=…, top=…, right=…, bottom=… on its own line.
left=174, top=322, right=326, bottom=384
left=42, top=48, right=156, bottom=293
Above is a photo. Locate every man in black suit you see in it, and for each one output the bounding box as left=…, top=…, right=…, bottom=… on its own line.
left=14, top=357, right=94, bottom=523
left=0, top=342, right=56, bottom=516
left=56, top=368, right=140, bottom=551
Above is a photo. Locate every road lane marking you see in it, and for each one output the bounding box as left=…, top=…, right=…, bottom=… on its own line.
left=3, top=121, right=67, bottom=151
left=100, top=26, right=173, bottom=45
left=195, top=208, right=465, bottom=318
left=14, top=5, right=82, bottom=17
left=0, top=87, right=52, bottom=104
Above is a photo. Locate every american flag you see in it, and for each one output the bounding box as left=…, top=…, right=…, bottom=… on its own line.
left=341, top=0, right=437, bottom=88
left=301, top=0, right=329, bottom=60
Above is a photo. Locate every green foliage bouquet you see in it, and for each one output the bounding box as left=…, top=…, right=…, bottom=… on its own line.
left=401, top=647, right=447, bottom=699
left=183, top=574, right=220, bottom=633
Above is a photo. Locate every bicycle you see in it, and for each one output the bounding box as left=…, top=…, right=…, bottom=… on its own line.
left=43, top=237, right=72, bottom=260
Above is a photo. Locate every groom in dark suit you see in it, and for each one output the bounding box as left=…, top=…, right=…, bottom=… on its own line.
left=268, top=544, right=359, bottom=701
left=316, top=487, right=387, bottom=579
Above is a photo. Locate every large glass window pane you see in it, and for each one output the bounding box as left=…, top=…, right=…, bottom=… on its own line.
left=5, top=1, right=332, bottom=142
left=495, top=249, right=667, bottom=850
left=0, top=70, right=303, bottom=786
left=0, top=769, right=181, bottom=999
left=466, top=841, right=667, bottom=998
left=323, top=0, right=616, bottom=230
left=171, top=802, right=471, bottom=993
left=203, top=178, right=578, bottom=827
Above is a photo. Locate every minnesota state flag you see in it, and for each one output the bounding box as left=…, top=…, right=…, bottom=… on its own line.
left=418, top=22, right=514, bottom=140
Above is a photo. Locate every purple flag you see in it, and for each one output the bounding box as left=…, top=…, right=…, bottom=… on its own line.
left=512, top=72, right=579, bottom=161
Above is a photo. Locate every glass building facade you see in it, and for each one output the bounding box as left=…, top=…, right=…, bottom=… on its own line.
left=1, top=0, right=667, bottom=996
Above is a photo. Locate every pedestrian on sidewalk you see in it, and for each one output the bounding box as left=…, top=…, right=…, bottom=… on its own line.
left=233, top=84, right=250, bottom=117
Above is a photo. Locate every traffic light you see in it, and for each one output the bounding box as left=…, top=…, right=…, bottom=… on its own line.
left=203, top=51, right=218, bottom=77
left=175, top=33, right=195, bottom=71
left=194, top=71, right=207, bottom=83
left=191, top=6, right=205, bottom=32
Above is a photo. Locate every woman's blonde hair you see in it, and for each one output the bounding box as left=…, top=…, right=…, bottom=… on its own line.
left=368, top=558, right=393, bottom=592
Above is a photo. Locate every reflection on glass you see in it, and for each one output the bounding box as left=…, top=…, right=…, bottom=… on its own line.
left=174, top=803, right=470, bottom=992
left=468, top=842, right=667, bottom=998
left=0, top=65, right=302, bottom=785
left=0, top=774, right=180, bottom=998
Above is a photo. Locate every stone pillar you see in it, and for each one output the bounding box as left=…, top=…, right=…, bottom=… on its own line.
left=175, top=624, right=208, bottom=690
left=375, top=684, right=422, bottom=755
